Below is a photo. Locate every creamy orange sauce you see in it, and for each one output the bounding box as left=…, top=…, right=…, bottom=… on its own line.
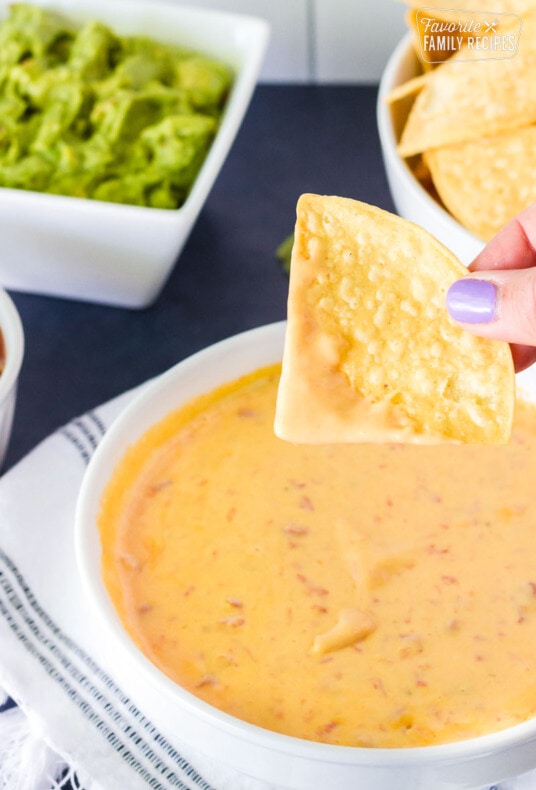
left=99, top=365, right=536, bottom=748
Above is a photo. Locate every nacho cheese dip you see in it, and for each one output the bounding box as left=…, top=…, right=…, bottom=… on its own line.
left=99, top=364, right=536, bottom=748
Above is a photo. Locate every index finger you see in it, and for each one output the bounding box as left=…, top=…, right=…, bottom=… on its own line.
left=469, top=201, right=536, bottom=273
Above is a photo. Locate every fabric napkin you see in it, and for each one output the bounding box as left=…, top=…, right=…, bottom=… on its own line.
left=0, top=386, right=535, bottom=790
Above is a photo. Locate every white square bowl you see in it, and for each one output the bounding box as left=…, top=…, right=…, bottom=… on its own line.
left=0, top=0, right=269, bottom=308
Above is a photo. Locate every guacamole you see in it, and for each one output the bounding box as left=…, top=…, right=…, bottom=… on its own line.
left=0, top=4, right=233, bottom=208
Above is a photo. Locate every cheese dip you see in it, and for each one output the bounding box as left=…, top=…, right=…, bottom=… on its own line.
left=99, top=365, right=536, bottom=748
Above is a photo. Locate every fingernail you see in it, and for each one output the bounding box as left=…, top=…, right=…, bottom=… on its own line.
left=446, top=279, right=497, bottom=324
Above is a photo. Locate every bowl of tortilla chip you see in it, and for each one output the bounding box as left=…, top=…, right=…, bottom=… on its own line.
left=377, top=2, right=536, bottom=265
left=0, top=0, right=269, bottom=307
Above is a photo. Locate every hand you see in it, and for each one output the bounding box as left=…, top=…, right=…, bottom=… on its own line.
left=446, top=202, right=536, bottom=372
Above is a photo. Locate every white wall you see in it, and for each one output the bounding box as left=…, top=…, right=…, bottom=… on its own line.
left=171, top=0, right=407, bottom=82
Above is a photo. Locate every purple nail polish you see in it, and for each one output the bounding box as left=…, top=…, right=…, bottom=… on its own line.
left=446, top=279, right=497, bottom=324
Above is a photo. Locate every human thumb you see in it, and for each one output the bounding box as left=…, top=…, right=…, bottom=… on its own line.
left=446, top=268, right=536, bottom=347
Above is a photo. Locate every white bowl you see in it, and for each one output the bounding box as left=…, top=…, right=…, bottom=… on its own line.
left=0, top=0, right=269, bottom=308
left=0, top=288, right=24, bottom=469
left=377, top=34, right=484, bottom=266
left=76, top=321, right=536, bottom=790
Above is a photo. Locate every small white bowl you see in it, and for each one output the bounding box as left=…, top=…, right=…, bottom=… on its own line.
left=0, top=288, right=24, bottom=469
left=0, top=0, right=269, bottom=308
left=76, top=321, right=536, bottom=790
left=377, top=34, right=484, bottom=266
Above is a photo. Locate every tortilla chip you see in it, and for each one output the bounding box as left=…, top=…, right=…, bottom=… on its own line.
left=275, top=195, right=514, bottom=445
left=385, top=72, right=429, bottom=104
left=417, top=8, right=521, bottom=64
left=410, top=153, right=433, bottom=188
left=424, top=125, right=536, bottom=241
left=405, top=9, right=440, bottom=70
left=398, top=10, right=536, bottom=157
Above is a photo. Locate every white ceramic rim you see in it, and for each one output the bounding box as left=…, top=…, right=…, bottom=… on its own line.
left=376, top=33, right=484, bottom=249
left=0, top=288, right=24, bottom=406
left=75, top=320, right=536, bottom=770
